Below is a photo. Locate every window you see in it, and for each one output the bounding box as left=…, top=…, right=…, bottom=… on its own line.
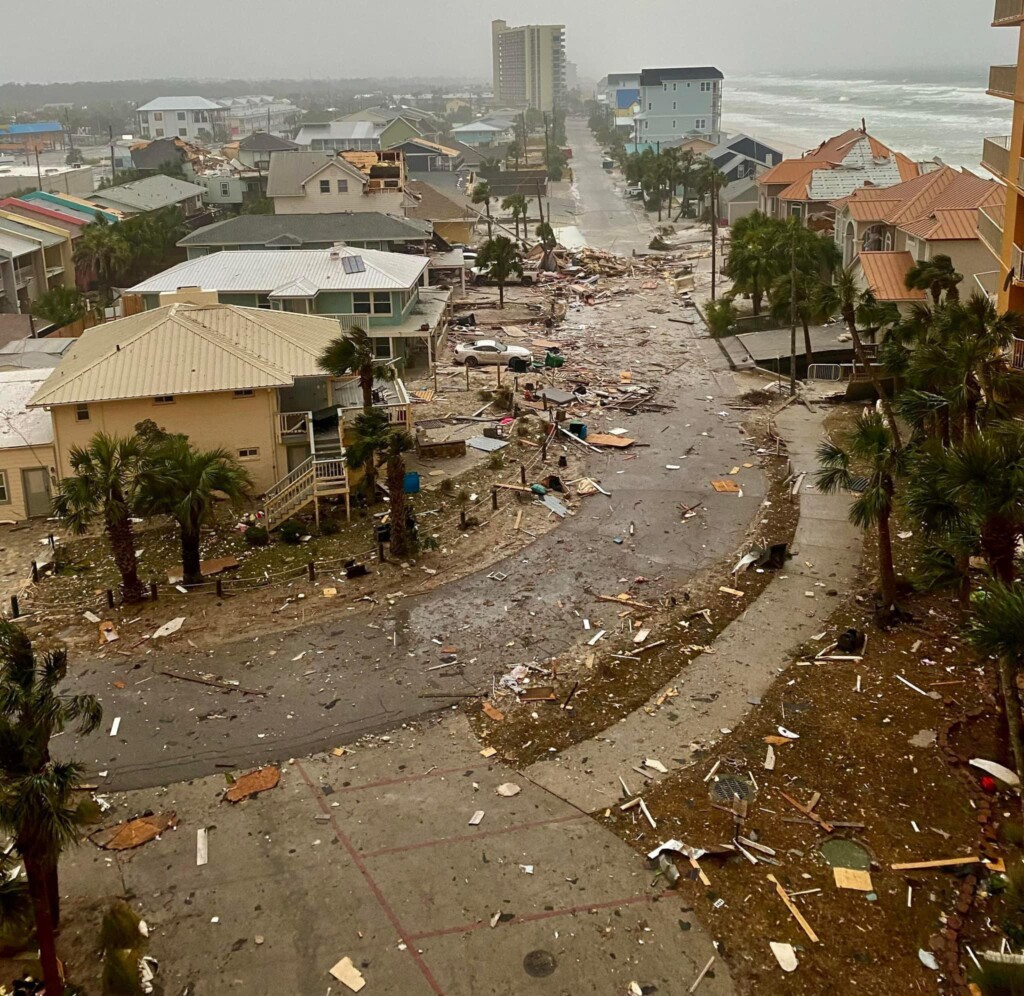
left=237, top=447, right=260, bottom=460
left=672, top=121, right=676, bottom=130
left=179, top=128, right=188, bottom=137
left=256, top=294, right=272, bottom=309
left=695, top=118, right=707, bottom=130
left=353, top=292, right=392, bottom=315
left=337, top=179, right=348, bottom=193
left=672, top=83, right=677, bottom=91
left=155, top=128, right=164, bottom=138
left=373, top=338, right=392, bottom=359
left=319, top=179, right=331, bottom=193
left=154, top=112, right=163, bottom=122
left=663, top=84, right=667, bottom=92
left=0, top=471, right=9, bottom=504
left=220, top=182, right=230, bottom=196
left=75, top=403, right=90, bottom=422
left=647, top=102, right=652, bottom=111
left=644, top=120, right=649, bottom=130
left=153, top=396, right=174, bottom=405
left=672, top=101, right=677, bottom=110
left=177, top=111, right=186, bottom=121
left=701, top=81, right=713, bottom=92
left=233, top=389, right=254, bottom=398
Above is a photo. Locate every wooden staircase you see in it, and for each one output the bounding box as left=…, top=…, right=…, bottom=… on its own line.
left=262, top=454, right=350, bottom=530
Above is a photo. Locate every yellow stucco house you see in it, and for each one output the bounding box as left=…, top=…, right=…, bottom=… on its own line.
left=29, top=304, right=411, bottom=527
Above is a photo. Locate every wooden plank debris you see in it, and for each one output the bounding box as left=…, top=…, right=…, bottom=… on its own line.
left=329, top=956, right=366, bottom=992
left=91, top=811, right=178, bottom=851
left=891, top=856, right=979, bottom=871
left=223, top=765, right=280, bottom=804
left=711, top=479, right=741, bottom=493
left=768, top=874, right=819, bottom=943
left=833, top=867, right=873, bottom=891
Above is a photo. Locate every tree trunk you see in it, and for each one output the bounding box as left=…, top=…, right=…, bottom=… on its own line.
left=751, top=287, right=762, bottom=317
left=46, top=857, right=59, bottom=930
left=24, top=855, right=62, bottom=996
left=802, top=317, right=815, bottom=367
left=844, top=309, right=903, bottom=450
left=997, top=654, right=1024, bottom=826
left=106, top=516, right=145, bottom=604
left=387, top=457, right=409, bottom=557
left=956, top=553, right=971, bottom=612
left=498, top=281, right=505, bottom=308
left=876, top=506, right=898, bottom=609
left=981, top=518, right=1017, bottom=584
left=360, top=366, right=374, bottom=412
left=485, top=203, right=493, bottom=239
left=181, top=522, right=203, bottom=586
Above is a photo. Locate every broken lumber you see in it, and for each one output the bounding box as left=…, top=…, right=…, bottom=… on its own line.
left=768, top=873, right=819, bottom=944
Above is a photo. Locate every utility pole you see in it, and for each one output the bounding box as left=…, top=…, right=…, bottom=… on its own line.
left=789, top=237, right=797, bottom=397
left=543, top=112, right=550, bottom=170
left=34, top=148, right=42, bottom=191
left=710, top=177, right=718, bottom=301
left=108, top=125, right=115, bottom=184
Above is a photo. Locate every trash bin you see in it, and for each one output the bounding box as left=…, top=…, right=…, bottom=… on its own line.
left=568, top=420, right=587, bottom=439
left=403, top=471, right=421, bottom=494
left=544, top=352, right=565, bottom=368
left=508, top=357, right=529, bottom=373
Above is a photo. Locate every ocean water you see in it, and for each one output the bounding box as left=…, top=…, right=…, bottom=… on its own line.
left=721, top=69, right=1011, bottom=170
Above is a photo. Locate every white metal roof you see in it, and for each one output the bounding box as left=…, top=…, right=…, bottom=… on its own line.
left=128, top=247, right=429, bottom=295
left=0, top=369, right=54, bottom=449
left=136, top=96, right=224, bottom=112
left=29, top=304, right=351, bottom=408
left=294, top=121, right=381, bottom=144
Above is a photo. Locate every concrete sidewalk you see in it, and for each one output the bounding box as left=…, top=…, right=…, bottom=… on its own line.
left=64, top=716, right=731, bottom=996
left=525, top=402, right=862, bottom=812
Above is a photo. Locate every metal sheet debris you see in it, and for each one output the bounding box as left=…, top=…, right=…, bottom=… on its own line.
left=152, top=617, right=186, bottom=640
left=466, top=436, right=509, bottom=453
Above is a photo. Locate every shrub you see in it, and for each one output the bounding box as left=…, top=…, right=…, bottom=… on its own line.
left=487, top=452, right=505, bottom=471
left=438, top=478, right=454, bottom=495
left=279, top=519, right=304, bottom=544
left=244, top=525, right=269, bottom=547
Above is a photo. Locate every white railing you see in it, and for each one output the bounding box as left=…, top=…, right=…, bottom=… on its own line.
left=388, top=406, right=409, bottom=425
left=807, top=363, right=847, bottom=382
left=1012, top=337, right=1024, bottom=370
left=1014, top=244, right=1024, bottom=283
left=314, top=457, right=348, bottom=491
left=278, top=411, right=311, bottom=441
left=263, top=456, right=313, bottom=504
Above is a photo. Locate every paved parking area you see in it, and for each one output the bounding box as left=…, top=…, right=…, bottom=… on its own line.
left=64, top=716, right=731, bottom=995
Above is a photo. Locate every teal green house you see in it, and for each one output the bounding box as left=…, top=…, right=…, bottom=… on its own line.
left=127, top=246, right=451, bottom=370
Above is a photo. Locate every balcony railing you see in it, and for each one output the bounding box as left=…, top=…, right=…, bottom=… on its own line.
left=978, top=207, right=1005, bottom=256
left=983, top=135, right=1013, bottom=178
left=1013, top=243, right=1024, bottom=281
left=1013, top=337, right=1024, bottom=370
left=278, top=411, right=312, bottom=442
left=989, top=64, right=1018, bottom=98
left=994, top=0, right=1024, bottom=25
left=975, top=270, right=1001, bottom=305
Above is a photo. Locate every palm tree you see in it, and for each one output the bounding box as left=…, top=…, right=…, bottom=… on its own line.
left=140, top=439, right=252, bottom=585
left=381, top=428, right=416, bottom=557
left=475, top=236, right=523, bottom=308
left=52, top=433, right=148, bottom=604
left=0, top=622, right=102, bottom=995
left=968, top=581, right=1024, bottom=823
left=673, top=149, right=699, bottom=221
left=31, top=286, right=91, bottom=331
left=817, top=267, right=903, bottom=450
left=73, top=215, right=126, bottom=306
left=660, top=147, right=682, bottom=219
left=345, top=408, right=390, bottom=504
left=697, top=161, right=728, bottom=300
left=501, top=194, right=529, bottom=242
left=727, top=212, right=780, bottom=316
left=905, top=254, right=963, bottom=307
left=505, top=140, right=522, bottom=171
left=816, top=412, right=906, bottom=613
left=320, top=326, right=396, bottom=413
left=471, top=181, right=494, bottom=239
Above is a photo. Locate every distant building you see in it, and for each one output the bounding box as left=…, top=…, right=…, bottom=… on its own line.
left=220, top=96, right=297, bottom=139
left=0, top=122, right=65, bottom=154
left=0, top=164, right=94, bottom=199
left=635, top=67, right=723, bottom=145
left=267, top=151, right=411, bottom=217
left=449, top=120, right=514, bottom=148
left=491, top=19, right=567, bottom=113
left=136, top=97, right=224, bottom=143
left=232, top=133, right=300, bottom=171
left=294, top=118, right=421, bottom=152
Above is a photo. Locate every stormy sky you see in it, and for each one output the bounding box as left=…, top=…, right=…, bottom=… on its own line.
left=4, top=0, right=1017, bottom=83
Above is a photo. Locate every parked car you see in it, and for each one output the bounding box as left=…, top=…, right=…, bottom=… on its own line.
left=453, top=339, right=533, bottom=368
left=471, top=264, right=534, bottom=287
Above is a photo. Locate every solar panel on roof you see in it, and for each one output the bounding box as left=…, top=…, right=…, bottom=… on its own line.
left=341, top=255, right=366, bottom=274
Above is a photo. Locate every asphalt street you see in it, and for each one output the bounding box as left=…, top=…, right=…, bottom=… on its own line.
left=66, top=123, right=763, bottom=791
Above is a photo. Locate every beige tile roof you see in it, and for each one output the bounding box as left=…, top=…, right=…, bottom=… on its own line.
left=858, top=251, right=928, bottom=302
left=29, top=304, right=347, bottom=408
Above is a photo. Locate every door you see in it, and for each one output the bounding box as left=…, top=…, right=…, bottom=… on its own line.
left=21, top=468, right=51, bottom=518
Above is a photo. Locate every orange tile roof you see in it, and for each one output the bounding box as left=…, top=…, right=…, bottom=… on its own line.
left=859, top=251, right=927, bottom=302
left=900, top=208, right=982, bottom=241
left=757, top=159, right=820, bottom=187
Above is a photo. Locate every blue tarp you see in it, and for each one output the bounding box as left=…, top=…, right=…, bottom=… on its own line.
left=615, top=89, right=640, bottom=110
left=0, top=122, right=63, bottom=135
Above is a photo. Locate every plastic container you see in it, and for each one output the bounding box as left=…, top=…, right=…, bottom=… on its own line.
left=568, top=420, right=587, bottom=439
left=403, top=471, right=421, bottom=494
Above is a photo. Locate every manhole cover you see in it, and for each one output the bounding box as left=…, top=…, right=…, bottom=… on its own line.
left=523, top=950, right=558, bottom=978
left=820, top=838, right=872, bottom=871
left=709, top=775, right=756, bottom=804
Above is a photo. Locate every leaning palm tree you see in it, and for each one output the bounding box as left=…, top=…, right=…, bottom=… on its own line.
left=501, top=194, right=529, bottom=242
left=139, top=439, right=252, bottom=585
left=471, top=181, right=494, bottom=239
left=381, top=428, right=416, bottom=557
left=345, top=408, right=391, bottom=504
left=319, top=326, right=396, bottom=413
left=52, top=433, right=148, bottom=604
left=817, top=267, right=903, bottom=450
left=0, top=622, right=102, bottom=995
left=905, top=254, right=963, bottom=307
left=968, top=581, right=1024, bottom=824
left=72, top=214, right=126, bottom=307
left=475, top=236, right=523, bottom=309
left=816, top=412, right=906, bottom=614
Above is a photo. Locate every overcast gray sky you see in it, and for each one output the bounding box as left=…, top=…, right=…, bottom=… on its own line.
left=4, top=0, right=1017, bottom=83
